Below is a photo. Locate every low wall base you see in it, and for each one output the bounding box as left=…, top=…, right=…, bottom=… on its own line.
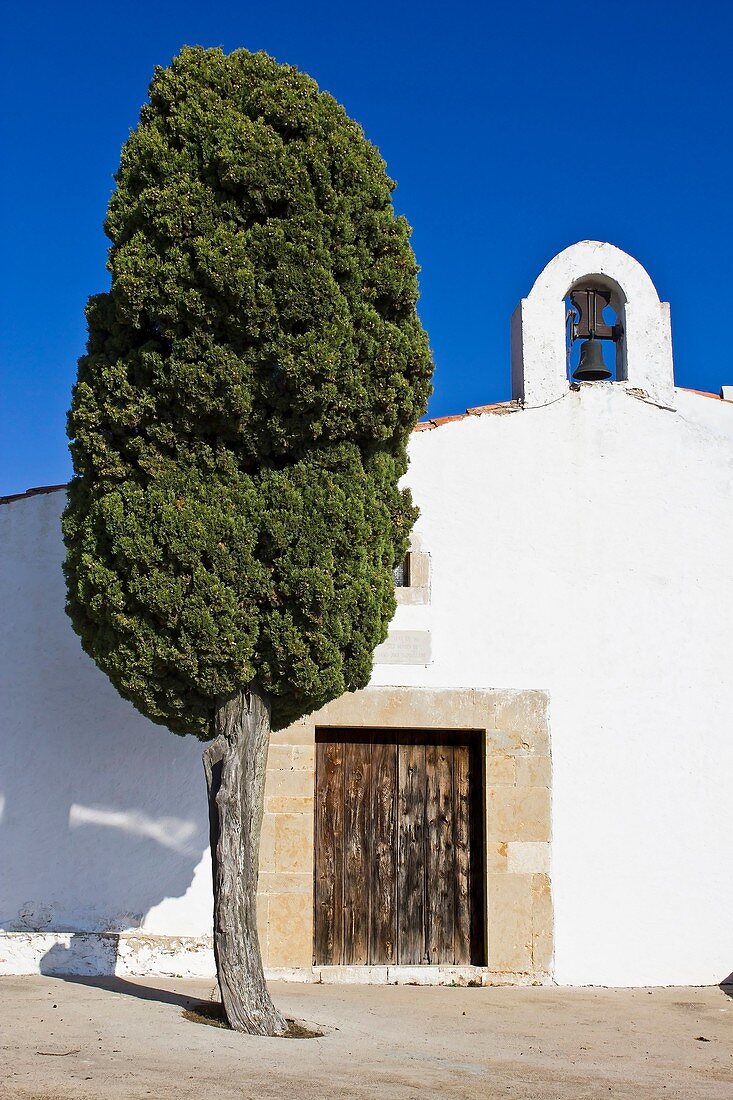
left=0, top=932, right=215, bottom=978
left=0, top=934, right=552, bottom=986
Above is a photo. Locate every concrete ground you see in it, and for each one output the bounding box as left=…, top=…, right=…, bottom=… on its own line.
left=0, top=977, right=730, bottom=1099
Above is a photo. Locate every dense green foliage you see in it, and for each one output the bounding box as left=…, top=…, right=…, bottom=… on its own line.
left=63, top=46, right=433, bottom=737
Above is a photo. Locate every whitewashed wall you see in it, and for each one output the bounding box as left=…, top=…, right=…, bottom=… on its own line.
left=377, top=384, right=733, bottom=986
left=2, top=382, right=731, bottom=986
left=0, top=490, right=214, bottom=975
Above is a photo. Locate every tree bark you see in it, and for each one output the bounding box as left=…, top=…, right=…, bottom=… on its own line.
left=203, top=684, right=287, bottom=1036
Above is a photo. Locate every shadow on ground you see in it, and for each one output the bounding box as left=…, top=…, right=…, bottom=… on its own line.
left=38, top=963, right=214, bottom=1010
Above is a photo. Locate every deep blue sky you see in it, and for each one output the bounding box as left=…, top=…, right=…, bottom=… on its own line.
left=2, top=1, right=731, bottom=495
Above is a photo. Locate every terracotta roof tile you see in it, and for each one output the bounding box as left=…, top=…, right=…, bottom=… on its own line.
left=415, top=399, right=518, bottom=431
left=467, top=400, right=521, bottom=416
left=680, top=386, right=733, bottom=402
left=0, top=484, right=68, bottom=507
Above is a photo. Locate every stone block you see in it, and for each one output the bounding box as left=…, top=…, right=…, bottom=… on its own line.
left=395, top=586, right=429, bottom=606
left=259, top=813, right=276, bottom=873
left=266, top=893, right=312, bottom=968
left=270, top=720, right=313, bottom=745
left=318, top=965, right=389, bottom=984
left=488, top=873, right=533, bottom=973
left=373, top=630, right=432, bottom=666
left=513, top=787, right=551, bottom=842
left=267, top=768, right=313, bottom=800
left=385, top=966, right=438, bottom=985
left=264, top=967, right=319, bottom=983
left=486, top=755, right=516, bottom=786
left=507, top=841, right=550, bottom=875
left=265, top=795, right=314, bottom=815
left=532, top=873, right=553, bottom=973
left=292, top=745, right=315, bottom=771
left=485, top=839, right=508, bottom=873
left=491, top=728, right=534, bottom=757
left=489, top=786, right=550, bottom=844
left=274, top=813, right=313, bottom=874
left=494, top=691, right=549, bottom=739
left=258, top=872, right=311, bottom=895
left=266, top=745, right=293, bottom=770
left=316, top=686, right=497, bottom=732
left=515, top=755, right=552, bottom=788
left=486, top=786, right=516, bottom=839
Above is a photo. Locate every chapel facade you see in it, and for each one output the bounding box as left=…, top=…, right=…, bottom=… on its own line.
left=2, top=242, right=732, bottom=987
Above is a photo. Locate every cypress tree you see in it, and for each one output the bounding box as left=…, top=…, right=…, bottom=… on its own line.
left=63, top=46, right=433, bottom=1034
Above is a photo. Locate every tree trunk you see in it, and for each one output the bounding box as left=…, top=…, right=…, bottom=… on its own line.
left=203, top=684, right=287, bottom=1036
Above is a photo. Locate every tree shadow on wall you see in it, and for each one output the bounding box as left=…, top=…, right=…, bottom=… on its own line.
left=0, top=495, right=211, bottom=986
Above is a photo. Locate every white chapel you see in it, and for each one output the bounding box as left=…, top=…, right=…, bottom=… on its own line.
left=2, top=242, right=732, bottom=988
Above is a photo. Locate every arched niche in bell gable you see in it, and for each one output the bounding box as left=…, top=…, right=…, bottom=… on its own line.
left=510, top=241, right=675, bottom=410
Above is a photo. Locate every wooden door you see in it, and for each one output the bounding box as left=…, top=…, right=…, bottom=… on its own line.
left=314, top=729, right=484, bottom=966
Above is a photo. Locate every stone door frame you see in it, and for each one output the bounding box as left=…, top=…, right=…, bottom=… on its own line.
left=258, top=686, right=553, bottom=984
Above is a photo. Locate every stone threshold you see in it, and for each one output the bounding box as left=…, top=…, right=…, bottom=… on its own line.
left=267, top=965, right=549, bottom=987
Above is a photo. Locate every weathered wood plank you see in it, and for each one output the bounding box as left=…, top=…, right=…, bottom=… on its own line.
left=397, top=739, right=426, bottom=964
left=426, top=743, right=455, bottom=963
left=314, top=740, right=344, bottom=966
left=370, top=736, right=397, bottom=964
left=342, top=739, right=371, bottom=965
left=453, top=743, right=472, bottom=965
left=468, top=741, right=485, bottom=965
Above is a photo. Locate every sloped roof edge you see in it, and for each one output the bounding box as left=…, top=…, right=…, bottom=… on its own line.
left=0, top=484, right=68, bottom=507
left=414, top=387, right=733, bottom=432
left=1, top=388, right=730, bottom=504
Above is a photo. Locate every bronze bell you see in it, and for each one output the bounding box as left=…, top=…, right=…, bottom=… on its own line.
left=573, top=338, right=612, bottom=381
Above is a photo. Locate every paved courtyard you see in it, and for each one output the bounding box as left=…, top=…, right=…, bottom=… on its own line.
left=0, top=976, right=730, bottom=1099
